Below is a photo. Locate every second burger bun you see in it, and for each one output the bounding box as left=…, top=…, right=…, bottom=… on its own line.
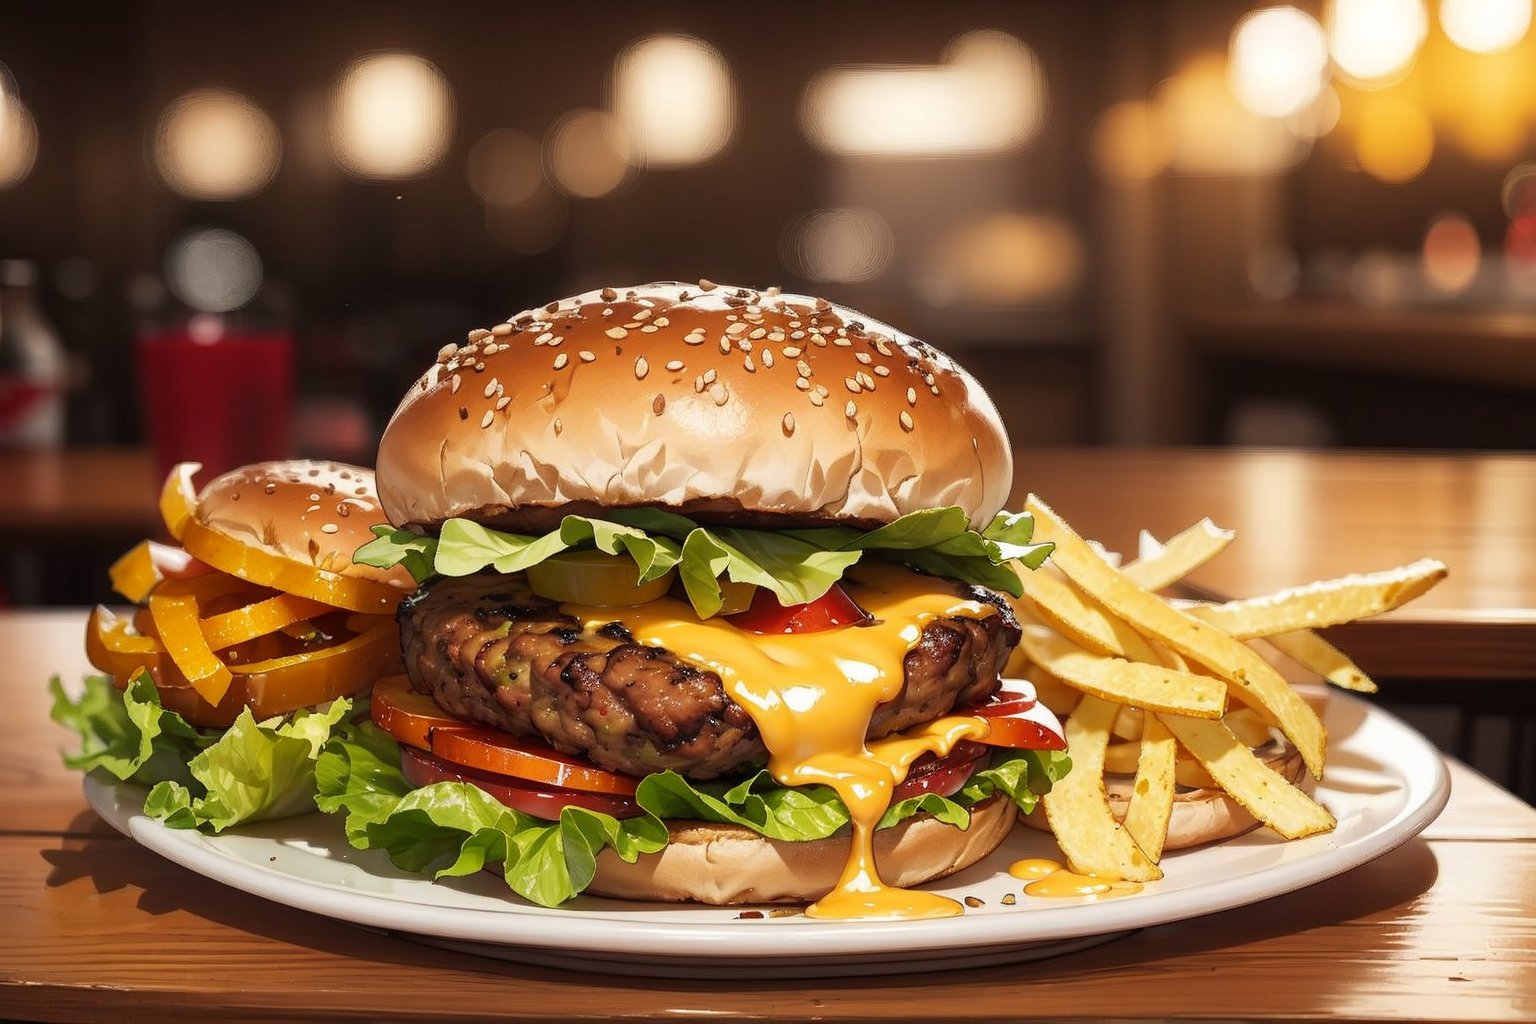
left=588, top=796, right=1017, bottom=905
left=376, top=281, right=1013, bottom=534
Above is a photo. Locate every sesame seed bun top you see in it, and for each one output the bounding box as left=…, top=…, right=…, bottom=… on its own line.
left=375, top=281, right=1013, bottom=533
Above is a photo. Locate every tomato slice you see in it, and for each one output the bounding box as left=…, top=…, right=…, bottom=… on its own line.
left=400, top=746, right=642, bottom=821
left=956, top=679, right=1068, bottom=750
left=893, top=741, right=986, bottom=801
left=371, top=674, right=639, bottom=796
left=726, top=582, right=870, bottom=635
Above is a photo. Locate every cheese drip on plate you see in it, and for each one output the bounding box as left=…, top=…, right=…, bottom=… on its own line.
left=564, top=562, right=998, bottom=920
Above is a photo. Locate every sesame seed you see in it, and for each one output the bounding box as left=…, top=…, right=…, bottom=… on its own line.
left=264, top=482, right=276, bottom=494
left=767, top=331, right=785, bottom=342
left=536, top=331, right=555, bottom=345
left=694, top=376, right=706, bottom=393
left=699, top=278, right=718, bottom=291
left=795, top=377, right=810, bottom=391
left=492, top=323, right=513, bottom=337
left=654, top=316, right=670, bottom=327
left=653, top=394, right=666, bottom=415
left=547, top=334, right=564, bottom=347
left=437, top=343, right=459, bottom=361
left=845, top=400, right=857, bottom=418
left=467, top=329, right=492, bottom=343
left=606, top=327, right=629, bottom=340
left=930, top=385, right=941, bottom=396
left=790, top=330, right=805, bottom=340
left=833, top=337, right=852, bottom=347
left=857, top=371, right=875, bottom=390
left=665, top=359, right=685, bottom=372
left=622, top=322, right=640, bottom=330
left=450, top=374, right=462, bottom=394
left=874, top=338, right=893, bottom=357
left=718, top=337, right=731, bottom=354
left=640, top=324, right=659, bottom=333
left=797, top=360, right=812, bottom=378
left=761, top=349, right=775, bottom=368
left=782, top=412, right=795, bottom=436
left=810, top=335, right=828, bottom=347
left=306, top=503, right=320, bottom=513
left=709, top=382, right=729, bottom=406
left=743, top=355, right=756, bottom=372
left=900, top=410, right=914, bottom=431
left=814, top=383, right=829, bottom=398
left=738, top=339, right=752, bottom=352
left=321, top=523, right=339, bottom=534
left=844, top=377, right=861, bottom=393
left=602, top=307, right=614, bottom=317
left=553, top=353, right=569, bottom=370
left=685, top=332, right=705, bottom=346
left=726, top=322, right=747, bottom=336
left=809, top=390, right=825, bottom=407
left=855, top=351, right=873, bottom=365
left=483, top=380, right=498, bottom=398
left=964, top=896, right=983, bottom=909
left=783, top=346, right=802, bottom=358
left=579, top=350, right=596, bottom=363
left=600, top=286, right=618, bottom=301
left=874, top=365, right=890, bottom=377
left=480, top=410, right=494, bottom=429
left=634, top=356, right=649, bottom=379
left=748, top=327, right=766, bottom=340
left=496, top=396, right=511, bottom=410
left=703, top=368, right=717, bottom=385
left=309, top=492, right=320, bottom=501
left=634, top=308, right=652, bottom=321
left=907, top=387, right=918, bottom=405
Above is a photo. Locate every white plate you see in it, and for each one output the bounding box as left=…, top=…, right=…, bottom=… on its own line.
left=85, top=693, right=1448, bottom=978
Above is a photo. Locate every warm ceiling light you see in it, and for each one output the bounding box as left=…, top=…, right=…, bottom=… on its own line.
left=800, top=29, right=1045, bottom=157
left=154, top=88, right=281, bottom=200
left=544, top=109, right=634, bottom=199
left=1354, top=94, right=1434, bottom=182
left=1441, top=0, right=1531, bottom=53
left=467, top=128, right=543, bottom=206
left=0, top=91, right=37, bottom=189
left=920, top=213, right=1083, bottom=308
left=329, top=51, right=454, bottom=180
left=1156, top=54, right=1307, bottom=175
left=1421, top=213, right=1481, bottom=295
left=1229, top=7, right=1330, bottom=118
left=1090, top=100, right=1172, bottom=184
left=611, top=34, right=735, bottom=167
left=1327, top=0, right=1428, bottom=85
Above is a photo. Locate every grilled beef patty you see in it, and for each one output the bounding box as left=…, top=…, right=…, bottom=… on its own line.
left=397, top=567, right=1020, bottom=779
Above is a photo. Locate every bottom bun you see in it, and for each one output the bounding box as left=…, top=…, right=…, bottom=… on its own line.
left=588, top=795, right=1016, bottom=905
left=1022, top=738, right=1307, bottom=851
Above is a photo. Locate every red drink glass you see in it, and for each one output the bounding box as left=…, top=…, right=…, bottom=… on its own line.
left=138, top=314, right=294, bottom=482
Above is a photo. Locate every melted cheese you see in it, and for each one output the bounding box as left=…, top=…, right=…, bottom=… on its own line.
left=562, top=562, right=996, bottom=920
left=1009, top=858, right=1144, bottom=900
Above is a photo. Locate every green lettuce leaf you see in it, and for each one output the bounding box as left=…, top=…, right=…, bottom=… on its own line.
left=314, top=724, right=1070, bottom=908
left=51, top=671, right=358, bottom=832
left=355, top=505, right=1053, bottom=616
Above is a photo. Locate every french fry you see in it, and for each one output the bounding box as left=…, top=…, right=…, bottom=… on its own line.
left=1019, top=626, right=1228, bottom=719
left=1026, top=494, right=1328, bottom=779
left=1121, top=519, right=1236, bottom=591
left=1265, top=629, right=1378, bottom=693
left=1154, top=711, right=1335, bottom=839
left=1185, top=559, right=1448, bottom=639
left=1041, top=694, right=1163, bottom=882
left=1122, top=713, right=1177, bottom=861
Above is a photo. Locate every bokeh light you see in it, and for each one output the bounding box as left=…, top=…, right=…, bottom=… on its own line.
left=1229, top=7, right=1330, bottom=118
left=920, top=213, right=1083, bottom=307
left=1353, top=94, right=1434, bottom=182
left=780, top=208, right=894, bottom=284
left=1156, top=54, right=1307, bottom=175
left=1328, top=0, right=1428, bottom=85
left=1500, top=162, right=1536, bottom=216
left=328, top=52, right=454, bottom=180
left=801, top=29, right=1044, bottom=156
left=0, top=90, right=39, bottom=190
left=467, top=128, right=543, bottom=206
left=165, top=228, right=264, bottom=313
left=153, top=88, right=281, bottom=200
left=544, top=109, right=635, bottom=199
left=1090, top=100, right=1173, bottom=184
left=1421, top=213, right=1481, bottom=294
left=1440, top=0, right=1531, bottom=53
left=612, top=34, right=734, bottom=167
left=1247, top=243, right=1302, bottom=300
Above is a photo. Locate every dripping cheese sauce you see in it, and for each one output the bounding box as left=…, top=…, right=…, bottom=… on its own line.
left=563, top=561, right=997, bottom=920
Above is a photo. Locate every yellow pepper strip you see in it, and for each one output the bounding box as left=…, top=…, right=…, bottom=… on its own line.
left=84, top=605, right=166, bottom=681
left=159, top=462, right=201, bottom=542
left=108, top=541, right=163, bottom=603
left=148, top=592, right=234, bottom=706
left=154, top=571, right=273, bottom=606
left=228, top=618, right=401, bottom=715
left=199, top=592, right=332, bottom=652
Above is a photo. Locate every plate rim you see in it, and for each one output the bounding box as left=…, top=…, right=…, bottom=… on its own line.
left=84, top=692, right=1450, bottom=961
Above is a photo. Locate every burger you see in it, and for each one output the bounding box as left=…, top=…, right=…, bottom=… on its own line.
left=54, top=459, right=413, bottom=830
left=330, top=281, right=1072, bottom=918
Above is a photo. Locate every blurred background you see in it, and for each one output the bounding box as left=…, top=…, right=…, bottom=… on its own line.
left=2, top=0, right=1534, bottom=578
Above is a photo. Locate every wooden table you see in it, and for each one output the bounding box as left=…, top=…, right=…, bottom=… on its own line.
left=4, top=610, right=1535, bottom=1022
